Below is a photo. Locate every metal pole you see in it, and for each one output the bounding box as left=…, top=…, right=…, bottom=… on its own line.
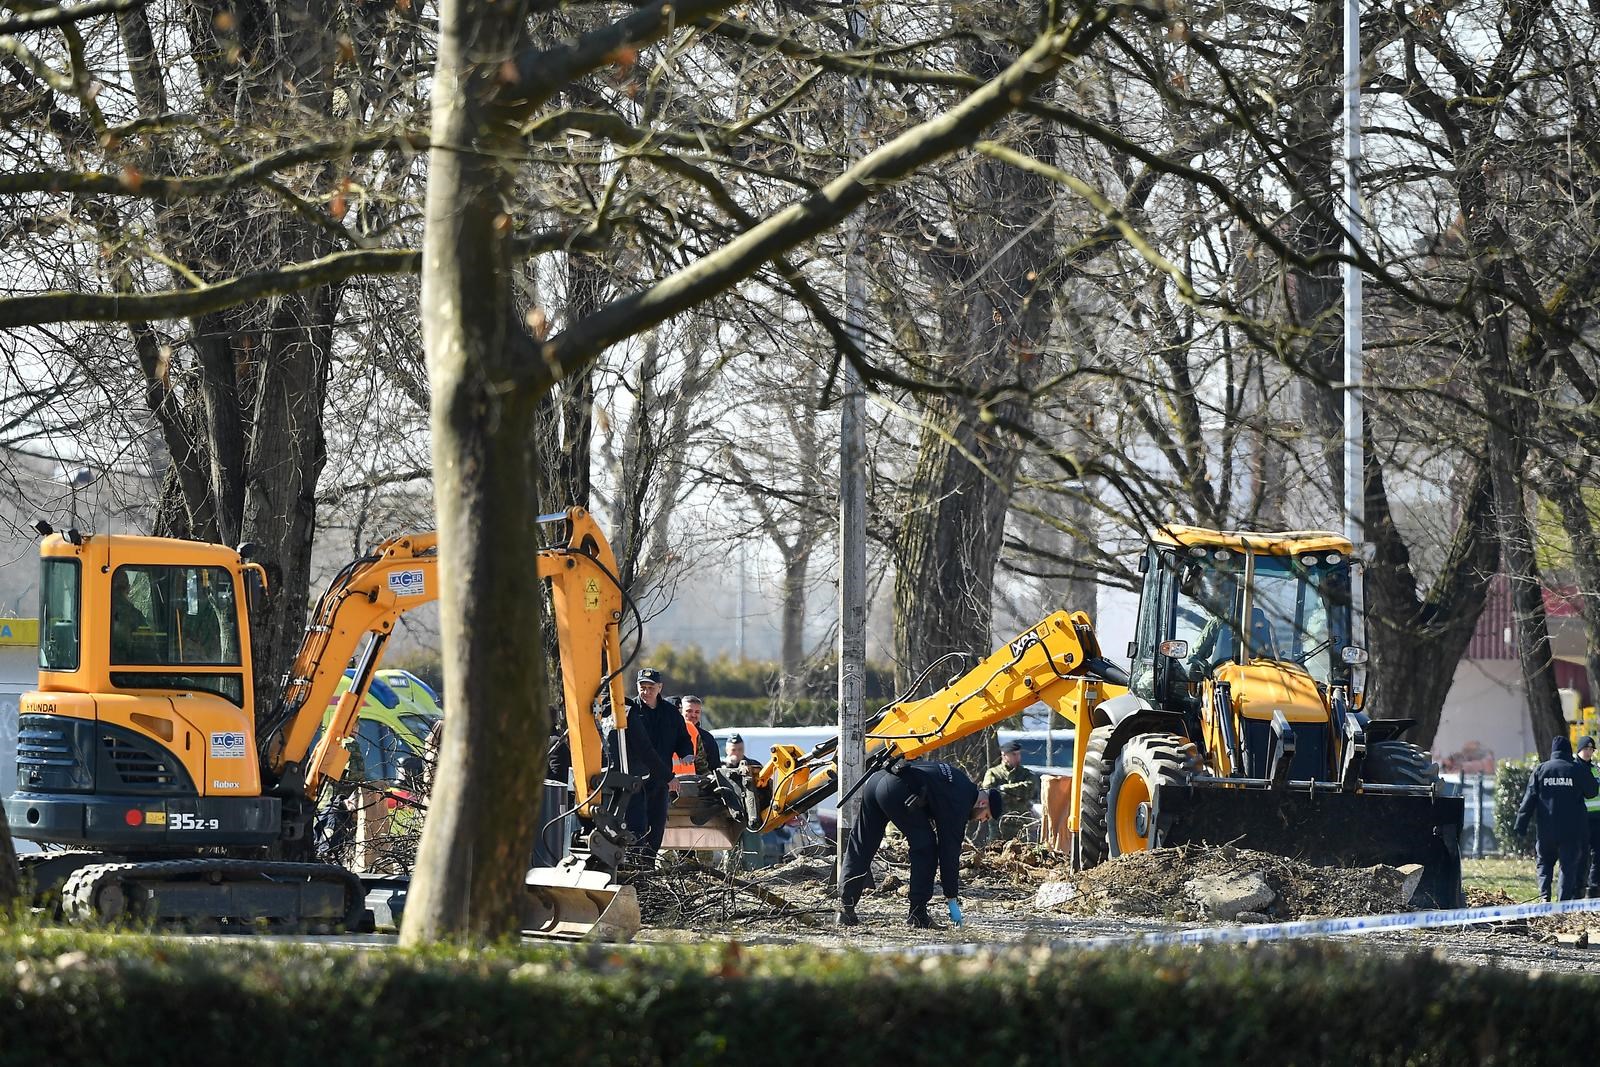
left=836, top=3, right=871, bottom=884
left=1343, top=0, right=1366, bottom=671
left=737, top=541, right=747, bottom=660
left=1475, top=773, right=1487, bottom=857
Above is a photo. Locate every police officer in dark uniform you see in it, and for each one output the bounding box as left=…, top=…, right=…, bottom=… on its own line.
left=837, top=761, right=999, bottom=929
left=609, top=666, right=693, bottom=864
left=1515, top=735, right=1599, bottom=901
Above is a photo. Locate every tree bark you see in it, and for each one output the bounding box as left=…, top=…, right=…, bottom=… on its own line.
left=1363, top=453, right=1498, bottom=748
left=0, top=815, right=18, bottom=906
left=1488, top=420, right=1565, bottom=746
left=891, top=24, right=1055, bottom=771
left=401, top=0, right=549, bottom=944
left=1543, top=466, right=1600, bottom=702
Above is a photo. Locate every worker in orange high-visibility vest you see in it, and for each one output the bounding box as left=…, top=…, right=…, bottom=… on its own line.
left=673, top=695, right=722, bottom=777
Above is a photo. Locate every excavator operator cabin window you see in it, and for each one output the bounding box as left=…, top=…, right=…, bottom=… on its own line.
left=40, top=558, right=81, bottom=671
left=110, top=565, right=242, bottom=667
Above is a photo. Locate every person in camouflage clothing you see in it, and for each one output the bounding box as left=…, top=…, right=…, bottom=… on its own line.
left=980, top=740, right=1038, bottom=842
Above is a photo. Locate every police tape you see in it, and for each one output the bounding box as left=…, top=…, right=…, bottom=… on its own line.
left=902, top=895, right=1600, bottom=955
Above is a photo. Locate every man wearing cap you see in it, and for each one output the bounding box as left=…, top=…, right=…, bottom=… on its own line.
left=981, top=740, right=1039, bottom=842
left=1515, top=734, right=1599, bottom=901
left=614, top=667, right=694, bottom=863
left=723, top=733, right=761, bottom=774
left=1577, top=736, right=1600, bottom=897
left=838, top=761, right=998, bottom=929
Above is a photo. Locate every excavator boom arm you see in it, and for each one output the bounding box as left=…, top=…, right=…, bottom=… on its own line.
left=267, top=510, right=627, bottom=807
left=747, top=611, right=1124, bottom=831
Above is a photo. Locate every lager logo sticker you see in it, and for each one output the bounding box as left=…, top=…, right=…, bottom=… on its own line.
left=388, top=570, right=426, bottom=596
left=210, top=731, right=248, bottom=759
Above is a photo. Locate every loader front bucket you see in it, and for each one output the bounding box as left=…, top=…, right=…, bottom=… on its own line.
left=521, top=861, right=641, bottom=942
left=1153, top=782, right=1465, bottom=908
left=660, top=778, right=743, bottom=850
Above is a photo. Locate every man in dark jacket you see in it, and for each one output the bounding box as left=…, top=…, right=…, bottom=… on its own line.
left=838, top=761, right=998, bottom=929
left=609, top=666, right=693, bottom=864
left=1515, top=735, right=1599, bottom=901
left=1578, top=736, right=1600, bottom=897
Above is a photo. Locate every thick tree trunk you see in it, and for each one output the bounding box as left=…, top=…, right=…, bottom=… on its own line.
left=1364, top=455, right=1497, bottom=748
left=778, top=547, right=811, bottom=706
left=0, top=816, right=17, bottom=906
left=1276, top=0, right=1344, bottom=513
left=402, top=0, right=548, bottom=944
left=891, top=25, right=1053, bottom=772
left=241, top=282, right=338, bottom=716
left=1488, top=424, right=1565, bottom=746
left=1544, top=468, right=1600, bottom=701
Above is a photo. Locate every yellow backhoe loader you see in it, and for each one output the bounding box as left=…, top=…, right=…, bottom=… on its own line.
left=7, top=508, right=643, bottom=939
left=708, top=526, right=1464, bottom=907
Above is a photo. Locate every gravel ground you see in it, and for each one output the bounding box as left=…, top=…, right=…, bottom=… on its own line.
left=631, top=842, right=1600, bottom=976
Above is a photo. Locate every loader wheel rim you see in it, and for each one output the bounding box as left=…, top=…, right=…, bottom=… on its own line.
left=1115, top=772, right=1153, bottom=851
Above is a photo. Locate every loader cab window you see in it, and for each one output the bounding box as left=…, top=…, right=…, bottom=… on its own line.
left=1128, top=549, right=1167, bottom=699
left=40, top=558, right=81, bottom=671
left=1250, top=554, right=1351, bottom=684
left=1172, top=552, right=1241, bottom=671
left=111, top=564, right=242, bottom=667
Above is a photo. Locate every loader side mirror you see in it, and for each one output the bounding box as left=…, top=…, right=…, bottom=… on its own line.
left=1159, top=639, right=1189, bottom=660
left=243, top=566, right=268, bottom=616
left=1340, top=646, right=1368, bottom=665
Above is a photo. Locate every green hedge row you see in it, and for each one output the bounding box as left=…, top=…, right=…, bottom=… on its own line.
left=640, top=644, right=900, bottom=701
left=0, top=927, right=1589, bottom=1066
left=697, top=696, right=840, bottom=728
left=1495, top=755, right=1537, bottom=857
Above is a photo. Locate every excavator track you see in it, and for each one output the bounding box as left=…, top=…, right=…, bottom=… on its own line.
left=60, top=858, right=366, bottom=931
left=20, top=850, right=124, bottom=911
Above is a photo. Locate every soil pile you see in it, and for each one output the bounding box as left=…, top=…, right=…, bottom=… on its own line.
left=1039, top=845, right=1424, bottom=921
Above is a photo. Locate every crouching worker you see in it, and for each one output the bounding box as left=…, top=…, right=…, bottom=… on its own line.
left=837, top=761, right=999, bottom=929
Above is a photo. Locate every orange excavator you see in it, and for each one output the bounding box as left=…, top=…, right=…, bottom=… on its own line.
left=7, top=508, right=641, bottom=938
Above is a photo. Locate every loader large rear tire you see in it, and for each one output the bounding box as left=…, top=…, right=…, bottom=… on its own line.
left=1365, top=740, right=1463, bottom=908
left=1075, top=726, right=1115, bottom=870
left=1107, top=733, right=1189, bottom=857
left=1364, top=740, right=1434, bottom=786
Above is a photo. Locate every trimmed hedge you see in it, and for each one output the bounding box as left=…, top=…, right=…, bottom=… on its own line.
left=698, top=696, right=838, bottom=728
left=641, top=644, right=899, bottom=701
left=1495, top=755, right=1537, bottom=857
left=0, top=926, right=1590, bottom=1066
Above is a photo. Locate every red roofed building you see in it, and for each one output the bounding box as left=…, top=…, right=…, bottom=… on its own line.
left=1434, top=575, right=1592, bottom=772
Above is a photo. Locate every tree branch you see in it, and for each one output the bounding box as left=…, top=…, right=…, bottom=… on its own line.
left=529, top=5, right=1134, bottom=390
left=0, top=248, right=419, bottom=327
left=0, top=0, right=143, bottom=34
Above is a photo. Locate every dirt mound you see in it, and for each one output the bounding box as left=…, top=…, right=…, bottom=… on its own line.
left=964, top=839, right=1074, bottom=887
left=1039, top=846, right=1423, bottom=921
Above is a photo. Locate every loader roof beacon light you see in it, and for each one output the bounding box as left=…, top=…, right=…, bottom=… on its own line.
left=8, top=506, right=641, bottom=938
left=706, top=525, right=1464, bottom=909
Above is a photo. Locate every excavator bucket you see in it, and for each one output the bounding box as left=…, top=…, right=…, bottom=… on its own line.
left=660, top=778, right=744, bottom=850
left=1153, top=782, right=1466, bottom=908
left=521, top=861, right=641, bottom=942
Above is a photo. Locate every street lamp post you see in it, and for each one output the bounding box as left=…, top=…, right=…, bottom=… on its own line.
left=64, top=466, right=95, bottom=530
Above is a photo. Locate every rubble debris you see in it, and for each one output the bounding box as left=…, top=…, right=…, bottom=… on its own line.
left=1187, top=871, right=1274, bottom=921
left=1040, top=846, right=1434, bottom=922
left=1034, top=882, right=1078, bottom=909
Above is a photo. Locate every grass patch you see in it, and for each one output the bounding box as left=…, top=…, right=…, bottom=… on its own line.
left=1463, top=856, right=1541, bottom=901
